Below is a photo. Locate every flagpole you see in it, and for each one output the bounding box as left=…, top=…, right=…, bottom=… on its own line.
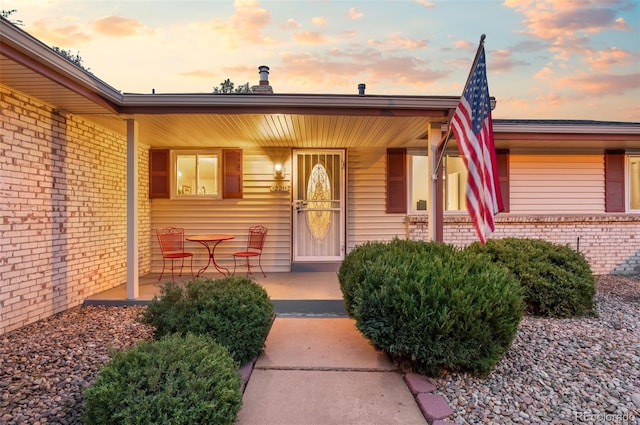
left=431, top=33, right=487, bottom=181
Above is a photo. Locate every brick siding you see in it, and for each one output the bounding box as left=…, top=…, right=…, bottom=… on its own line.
left=0, top=86, right=150, bottom=335
left=408, top=214, right=640, bottom=275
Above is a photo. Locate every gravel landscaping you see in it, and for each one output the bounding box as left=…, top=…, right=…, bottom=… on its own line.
left=0, top=275, right=638, bottom=425
left=434, top=275, right=640, bottom=425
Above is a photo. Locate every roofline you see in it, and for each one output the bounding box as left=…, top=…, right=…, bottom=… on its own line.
left=493, top=119, right=640, bottom=135
left=116, top=93, right=463, bottom=117
left=0, top=17, right=124, bottom=105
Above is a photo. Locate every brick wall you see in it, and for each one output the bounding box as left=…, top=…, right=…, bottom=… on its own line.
left=0, top=85, right=150, bottom=335
left=407, top=214, right=640, bottom=275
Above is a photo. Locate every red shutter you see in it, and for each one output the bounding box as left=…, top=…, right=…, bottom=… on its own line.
left=149, top=149, right=170, bottom=199
left=496, top=149, right=510, bottom=213
left=605, top=151, right=625, bottom=212
left=386, top=148, right=406, bottom=213
left=223, top=149, right=243, bottom=199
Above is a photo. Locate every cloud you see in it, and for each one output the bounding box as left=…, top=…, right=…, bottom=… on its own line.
left=558, top=72, right=640, bottom=96
left=535, top=91, right=569, bottom=107
left=209, top=0, right=272, bottom=48
left=292, top=31, right=327, bottom=44
left=368, top=33, right=427, bottom=50
left=277, top=48, right=449, bottom=93
left=416, top=0, right=436, bottom=7
left=283, top=18, right=301, bottom=30
left=27, top=19, right=92, bottom=47
left=311, top=16, right=327, bottom=28
left=489, top=49, right=530, bottom=73
left=91, top=16, right=146, bottom=37
left=583, top=47, right=639, bottom=71
left=504, top=0, right=634, bottom=44
left=180, top=70, right=218, bottom=79
left=348, top=7, right=363, bottom=20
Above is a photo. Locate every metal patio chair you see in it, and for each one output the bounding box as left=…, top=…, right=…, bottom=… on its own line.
left=156, top=227, right=194, bottom=282
left=232, top=225, right=268, bottom=277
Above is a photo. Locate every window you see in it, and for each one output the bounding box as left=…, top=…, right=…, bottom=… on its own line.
left=396, top=149, right=509, bottom=214
left=630, top=155, right=640, bottom=211
left=408, top=150, right=428, bottom=213
left=443, top=155, right=467, bottom=211
left=174, top=151, right=220, bottom=198
left=406, top=150, right=467, bottom=213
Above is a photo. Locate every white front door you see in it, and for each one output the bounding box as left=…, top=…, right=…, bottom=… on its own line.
left=292, top=150, right=345, bottom=262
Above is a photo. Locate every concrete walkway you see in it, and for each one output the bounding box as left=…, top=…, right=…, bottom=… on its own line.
left=235, top=317, right=428, bottom=425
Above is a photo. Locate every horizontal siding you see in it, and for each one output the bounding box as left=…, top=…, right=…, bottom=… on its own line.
left=150, top=147, right=292, bottom=273
left=510, top=154, right=604, bottom=213
left=347, top=148, right=406, bottom=251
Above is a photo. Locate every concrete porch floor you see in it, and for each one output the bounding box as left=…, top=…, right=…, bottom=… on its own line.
left=84, top=272, right=347, bottom=316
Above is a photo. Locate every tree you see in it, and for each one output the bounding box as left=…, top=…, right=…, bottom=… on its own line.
left=51, top=46, right=92, bottom=74
left=1, top=9, right=24, bottom=26
left=1, top=9, right=91, bottom=74
left=213, top=79, right=251, bottom=94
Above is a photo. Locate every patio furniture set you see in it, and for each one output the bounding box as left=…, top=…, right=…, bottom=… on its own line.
left=156, top=225, right=268, bottom=283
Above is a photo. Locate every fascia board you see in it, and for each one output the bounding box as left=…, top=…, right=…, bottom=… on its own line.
left=0, top=17, right=124, bottom=104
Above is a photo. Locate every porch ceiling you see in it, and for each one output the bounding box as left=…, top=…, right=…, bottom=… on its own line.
left=83, top=112, right=438, bottom=149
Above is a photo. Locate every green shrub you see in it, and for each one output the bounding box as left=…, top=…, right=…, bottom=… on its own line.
left=338, top=241, right=388, bottom=317
left=140, top=277, right=273, bottom=365
left=467, top=238, right=596, bottom=317
left=347, top=240, right=523, bottom=377
left=338, top=239, right=448, bottom=317
left=83, top=333, right=242, bottom=425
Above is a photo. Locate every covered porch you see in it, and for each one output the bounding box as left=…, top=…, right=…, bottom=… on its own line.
left=84, top=272, right=347, bottom=316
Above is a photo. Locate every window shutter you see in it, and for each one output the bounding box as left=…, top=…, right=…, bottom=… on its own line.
left=496, top=149, right=510, bottom=213
left=605, top=151, right=625, bottom=212
left=149, top=149, right=170, bottom=198
left=386, top=148, right=406, bottom=213
left=223, top=149, right=243, bottom=199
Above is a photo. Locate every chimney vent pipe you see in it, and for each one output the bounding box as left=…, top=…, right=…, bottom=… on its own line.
left=358, top=83, right=366, bottom=96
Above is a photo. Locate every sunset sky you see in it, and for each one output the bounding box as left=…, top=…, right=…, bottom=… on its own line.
left=7, top=0, right=640, bottom=121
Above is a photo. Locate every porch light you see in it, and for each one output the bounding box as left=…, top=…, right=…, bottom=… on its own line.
left=274, top=163, right=285, bottom=179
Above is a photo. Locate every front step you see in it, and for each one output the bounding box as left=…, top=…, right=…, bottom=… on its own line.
left=291, top=262, right=342, bottom=272
left=272, top=300, right=347, bottom=317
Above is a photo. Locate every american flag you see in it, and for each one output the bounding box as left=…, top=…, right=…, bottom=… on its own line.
left=450, top=47, right=503, bottom=244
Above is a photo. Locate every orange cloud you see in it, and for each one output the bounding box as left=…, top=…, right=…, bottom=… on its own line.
left=311, top=16, right=327, bottom=28
left=584, top=47, right=638, bottom=71
left=535, top=92, right=569, bottom=107
left=180, top=70, right=218, bottom=79
left=489, top=49, right=529, bottom=73
left=504, top=0, right=632, bottom=42
left=278, top=49, right=449, bottom=93
left=91, top=16, right=145, bottom=37
left=210, top=0, right=272, bottom=48
left=416, top=0, right=436, bottom=7
left=557, top=72, right=640, bottom=96
left=348, top=7, right=363, bottom=20
left=27, top=19, right=92, bottom=47
left=368, top=33, right=427, bottom=50
left=292, top=31, right=327, bottom=44
left=283, top=18, right=301, bottom=30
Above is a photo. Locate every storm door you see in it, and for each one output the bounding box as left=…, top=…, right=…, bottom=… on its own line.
left=292, top=150, right=345, bottom=262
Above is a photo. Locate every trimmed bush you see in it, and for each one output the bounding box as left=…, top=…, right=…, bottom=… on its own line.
left=467, top=238, right=596, bottom=317
left=345, top=240, right=524, bottom=377
left=140, top=276, right=273, bottom=365
left=83, top=333, right=242, bottom=425
left=338, top=241, right=388, bottom=317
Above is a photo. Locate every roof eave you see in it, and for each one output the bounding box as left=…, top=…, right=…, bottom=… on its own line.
left=0, top=17, right=124, bottom=105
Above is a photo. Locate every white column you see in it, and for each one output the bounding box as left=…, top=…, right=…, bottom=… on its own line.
left=427, top=123, right=442, bottom=241
left=126, top=119, right=139, bottom=299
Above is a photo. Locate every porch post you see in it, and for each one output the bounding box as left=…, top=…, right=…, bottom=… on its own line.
left=126, top=119, right=139, bottom=299
left=427, top=123, right=443, bottom=242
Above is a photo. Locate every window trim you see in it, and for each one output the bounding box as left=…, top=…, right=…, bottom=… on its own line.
left=171, top=150, right=222, bottom=200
